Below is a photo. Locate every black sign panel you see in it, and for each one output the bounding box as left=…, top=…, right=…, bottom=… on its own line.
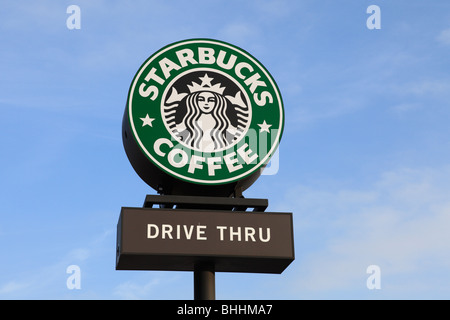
left=116, top=207, right=294, bottom=274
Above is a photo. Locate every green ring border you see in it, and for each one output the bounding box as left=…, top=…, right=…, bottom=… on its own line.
left=126, top=38, right=285, bottom=185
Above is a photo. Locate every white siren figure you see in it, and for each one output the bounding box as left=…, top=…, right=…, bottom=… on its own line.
left=164, top=73, right=250, bottom=153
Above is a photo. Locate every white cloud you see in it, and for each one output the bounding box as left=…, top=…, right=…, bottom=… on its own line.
left=392, top=80, right=450, bottom=96
left=436, top=28, right=450, bottom=46
left=0, top=228, right=112, bottom=299
left=279, top=166, right=450, bottom=298
left=290, top=96, right=363, bottom=126
left=0, top=281, right=32, bottom=295
left=0, top=1, right=65, bottom=32
left=257, top=0, right=292, bottom=19
left=218, top=22, right=259, bottom=44
left=391, top=102, right=421, bottom=114
left=113, top=277, right=161, bottom=300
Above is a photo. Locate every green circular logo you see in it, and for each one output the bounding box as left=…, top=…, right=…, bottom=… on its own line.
left=126, top=39, right=284, bottom=185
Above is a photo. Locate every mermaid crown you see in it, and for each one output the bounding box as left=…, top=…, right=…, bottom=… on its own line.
left=187, top=73, right=226, bottom=95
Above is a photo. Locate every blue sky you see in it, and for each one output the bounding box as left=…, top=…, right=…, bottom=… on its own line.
left=1, top=0, right=450, bottom=299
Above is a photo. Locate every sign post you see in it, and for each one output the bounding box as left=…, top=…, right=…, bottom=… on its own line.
left=117, top=39, right=293, bottom=300
left=194, top=263, right=215, bottom=300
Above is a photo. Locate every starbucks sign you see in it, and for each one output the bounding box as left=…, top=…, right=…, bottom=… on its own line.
left=123, top=39, right=284, bottom=196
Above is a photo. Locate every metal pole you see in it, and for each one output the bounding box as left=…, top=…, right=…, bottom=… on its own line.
left=194, top=263, right=215, bottom=300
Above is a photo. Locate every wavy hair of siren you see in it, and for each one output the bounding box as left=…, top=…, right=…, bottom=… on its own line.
left=163, top=75, right=251, bottom=152
left=180, top=91, right=233, bottom=151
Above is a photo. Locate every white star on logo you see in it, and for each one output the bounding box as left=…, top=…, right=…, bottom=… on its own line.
left=199, top=73, right=214, bottom=87
left=140, top=114, right=155, bottom=127
left=258, top=120, right=272, bottom=133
